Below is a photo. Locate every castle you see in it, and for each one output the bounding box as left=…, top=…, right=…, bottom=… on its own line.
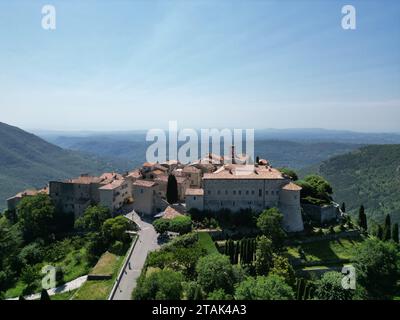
left=6, top=147, right=304, bottom=233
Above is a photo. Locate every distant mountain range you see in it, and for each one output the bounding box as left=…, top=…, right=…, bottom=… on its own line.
left=38, top=131, right=365, bottom=170
left=301, top=144, right=400, bottom=225
left=0, top=122, right=132, bottom=210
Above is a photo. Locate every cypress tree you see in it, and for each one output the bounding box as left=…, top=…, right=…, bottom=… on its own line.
left=377, top=225, right=383, bottom=240
left=392, top=223, right=399, bottom=244
left=341, top=202, right=346, bottom=213
left=234, top=241, right=240, bottom=264
left=256, top=156, right=260, bottom=164
left=383, top=214, right=391, bottom=241
left=166, top=174, right=178, bottom=204
left=358, top=205, right=367, bottom=231
left=40, top=289, right=51, bottom=300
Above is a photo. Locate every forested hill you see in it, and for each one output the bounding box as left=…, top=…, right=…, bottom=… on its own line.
left=313, top=145, right=400, bottom=224
left=0, top=122, right=130, bottom=210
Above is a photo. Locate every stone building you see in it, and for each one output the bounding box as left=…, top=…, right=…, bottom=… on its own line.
left=186, top=163, right=304, bottom=232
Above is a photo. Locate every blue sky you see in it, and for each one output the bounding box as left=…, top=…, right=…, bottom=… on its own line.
left=0, top=0, right=399, bottom=132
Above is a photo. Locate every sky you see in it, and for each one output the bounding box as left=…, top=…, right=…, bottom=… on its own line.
left=0, top=0, right=399, bottom=132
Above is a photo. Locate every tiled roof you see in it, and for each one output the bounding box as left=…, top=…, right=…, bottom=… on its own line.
left=162, top=205, right=186, bottom=220
left=99, top=179, right=124, bottom=190
left=282, top=182, right=302, bottom=191
left=185, top=188, right=204, bottom=196
left=203, top=165, right=284, bottom=180
left=133, top=180, right=157, bottom=188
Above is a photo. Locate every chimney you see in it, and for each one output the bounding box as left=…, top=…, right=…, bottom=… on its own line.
left=231, top=145, right=236, bottom=164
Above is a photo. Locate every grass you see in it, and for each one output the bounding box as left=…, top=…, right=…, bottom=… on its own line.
left=197, top=232, right=219, bottom=255
left=90, top=251, right=118, bottom=276
left=286, top=237, right=363, bottom=263
left=72, top=280, right=114, bottom=300
left=72, top=252, right=126, bottom=300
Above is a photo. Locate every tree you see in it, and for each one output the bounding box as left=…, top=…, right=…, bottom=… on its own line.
left=383, top=214, right=391, bottom=241
left=377, top=225, right=383, bottom=240
left=101, top=216, right=132, bottom=245
left=166, top=174, right=179, bottom=204
left=392, top=223, right=399, bottom=244
left=235, top=275, right=294, bottom=300
left=133, top=269, right=184, bottom=300
left=207, top=289, right=232, bottom=300
left=256, top=156, right=260, bottom=164
left=169, top=216, right=192, bottom=235
left=40, top=288, right=51, bottom=300
left=270, top=255, right=296, bottom=287
left=17, top=194, right=56, bottom=242
left=256, top=208, right=286, bottom=249
left=296, top=175, right=333, bottom=205
left=314, top=271, right=353, bottom=300
left=75, top=205, right=111, bottom=231
left=196, top=254, right=236, bottom=294
left=358, top=205, right=367, bottom=231
left=254, top=236, right=273, bottom=276
left=341, top=202, right=346, bottom=213
left=353, top=239, right=400, bottom=299
left=279, top=168, right=298, bottom=181
left=153, top=219, right=170, bottom=235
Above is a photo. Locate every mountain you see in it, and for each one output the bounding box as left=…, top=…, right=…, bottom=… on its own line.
left=0, top=122, right=132, bottom=211
left=38, top=133, right=363, bottom=170
left=302, top=145, right=400, bottom=224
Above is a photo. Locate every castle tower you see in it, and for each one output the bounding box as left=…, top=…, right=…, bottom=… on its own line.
left=278, top=182, right=304, bottom=232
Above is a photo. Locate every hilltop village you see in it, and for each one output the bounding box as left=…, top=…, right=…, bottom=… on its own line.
left=7, top=146, right=306, bottom=233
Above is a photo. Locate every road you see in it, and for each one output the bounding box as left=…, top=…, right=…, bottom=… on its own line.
left=111, top=211, right=160, bottom=300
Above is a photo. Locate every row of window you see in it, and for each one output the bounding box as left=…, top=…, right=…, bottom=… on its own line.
left=206, top=189, right=280, bottom=196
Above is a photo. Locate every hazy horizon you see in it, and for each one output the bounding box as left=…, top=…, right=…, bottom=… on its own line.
left=1, top=0, right=399, bottom=132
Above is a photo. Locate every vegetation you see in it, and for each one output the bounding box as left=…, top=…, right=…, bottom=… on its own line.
left=235, top=275, right=295, bottom=300
left=353, top=239, right=400, bottom=299
left=166, top=174, right=178, bottom=204
left=296, top=175, right=333, bottom=206
left=314, top=271, right=353, bottom=300
left=314, top=145, right=400, bottom=224
left=256, top=208, right=286, bottom=248
left=0, top=195, right=133, bottom=299
left=153, top=216, right=192, bottom=235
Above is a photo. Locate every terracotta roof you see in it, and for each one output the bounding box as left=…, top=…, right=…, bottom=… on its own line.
left=66, top=176, right=103, bottom=184
left=155, top=175, right=188, bottom=184
left=99, top=179, right=124, bottom=190
left=282, top=182, right=302, bottom=191
left=183, top=166, right=201, bottom=173
left=185, top=188, right=204, bottom=196
left=162, top=205, right=186, bottom=220
left=143, top=162, right=156, bottom=167
left=133, top=180, right=157, bottom=188
left=100, top=172, right=123, bottom=182
left=203, top=165, right=284, bottom=180
left=8, top=189, right=39, bottom=200
left=151, top=169, right=164, bottom=175
left=128, top=170, right=142, bottom=179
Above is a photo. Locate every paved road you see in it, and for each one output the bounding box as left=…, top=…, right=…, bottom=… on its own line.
left=111, top=211, right=159, bottom=300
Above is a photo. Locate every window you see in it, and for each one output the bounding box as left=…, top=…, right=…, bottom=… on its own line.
left=193, top=196, right=197, bottom=200
left=225, top=190, right=228, bottom=195
left=246, top=190, right=249, bottom=195
left=233, top=190, right=236, bottom=195
left=217, top=190, right=221, bottom=195
left=259, top=189, right=262, bottom=197
left=141, top=189, right=144, bottom=194
left=251, top=190, right=255, bottom=195
left=271, top=191, right=274, bottom=195
left=208, top=190, right=211, bottom=195
left=238, top=190, right=242, bottom=195
left=266, top=190, right=269, bottom=195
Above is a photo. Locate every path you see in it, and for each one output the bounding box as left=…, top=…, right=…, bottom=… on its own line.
left=111, top=210, right=159, bottom=300
left=8, top=275, right=88, bottom=300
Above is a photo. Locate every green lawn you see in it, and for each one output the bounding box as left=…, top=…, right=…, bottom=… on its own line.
left=72, top=252, right=126, bottom=300
left=286, top=237, right=363, bottom=263
left=197, top=232, right=219, bottom=255
left=90, top=251, right=119, bottom=276
left=72, top=280, right=114, bottom=300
